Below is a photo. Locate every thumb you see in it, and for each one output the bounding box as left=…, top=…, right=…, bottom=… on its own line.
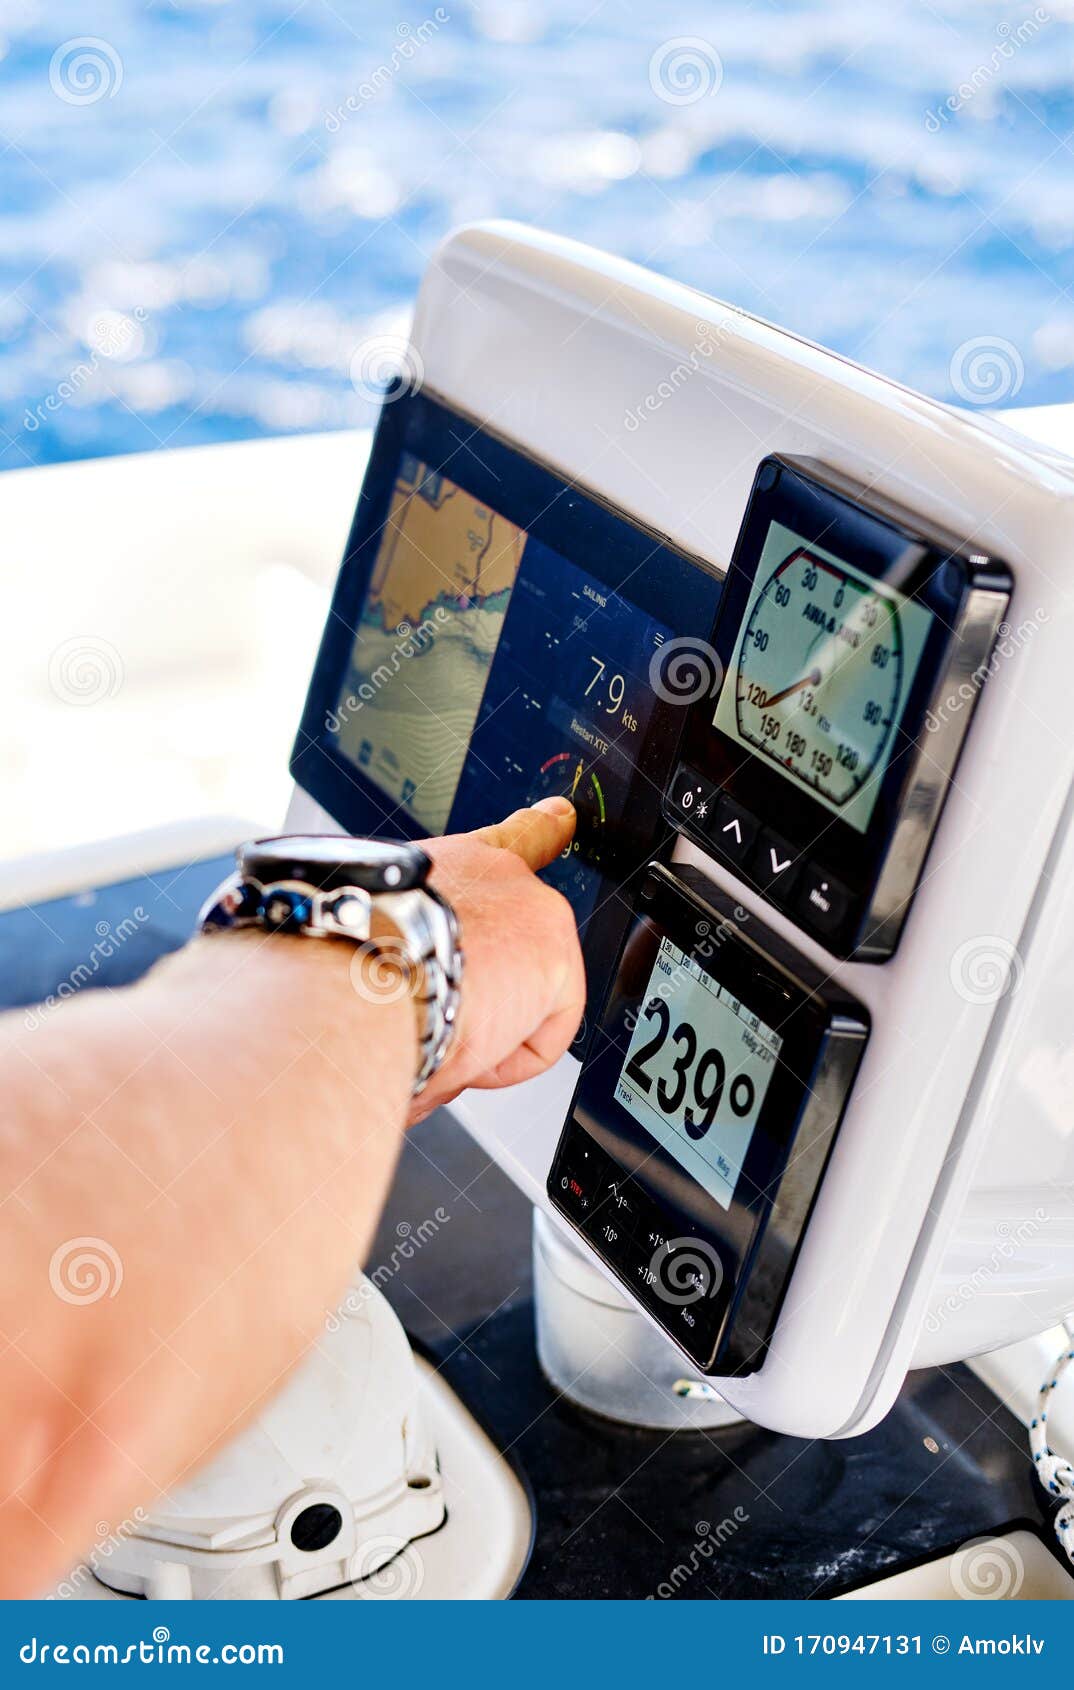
left=475, top=797, right=576, bottom=870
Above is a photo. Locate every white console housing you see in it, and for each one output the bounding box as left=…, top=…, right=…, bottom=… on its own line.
left=290, top=221, right=1074, bottom=1438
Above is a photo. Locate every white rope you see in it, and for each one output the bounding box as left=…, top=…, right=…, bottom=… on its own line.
left=1029, top=1335, right=1074, bottom=1567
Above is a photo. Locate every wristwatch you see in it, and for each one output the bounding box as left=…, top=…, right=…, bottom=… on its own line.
left=197, top=836, right=463, bottom=1096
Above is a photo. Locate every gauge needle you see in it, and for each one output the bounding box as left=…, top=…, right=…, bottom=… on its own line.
left=760, top=666, right=822, bottom=710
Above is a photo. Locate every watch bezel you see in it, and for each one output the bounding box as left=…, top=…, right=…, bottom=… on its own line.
left=239, top=835, right=432, bottom=895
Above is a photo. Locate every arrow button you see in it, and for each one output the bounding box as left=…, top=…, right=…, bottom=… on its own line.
left=710, top=793, right=759, bottom=866
left=752, top=827, right=800, bottom=902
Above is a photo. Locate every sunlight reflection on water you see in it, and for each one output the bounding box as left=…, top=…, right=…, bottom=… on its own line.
left=4, top=0, right=1074, bottom=467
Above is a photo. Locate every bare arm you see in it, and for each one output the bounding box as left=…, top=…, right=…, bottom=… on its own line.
left=0, top=800, right=582, bottom=1597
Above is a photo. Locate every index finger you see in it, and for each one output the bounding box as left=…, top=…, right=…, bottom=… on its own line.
left=474, top=797, right=576, bottom=871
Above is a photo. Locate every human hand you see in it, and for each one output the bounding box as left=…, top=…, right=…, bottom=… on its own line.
left=410, top=797, right=585, bottom=1119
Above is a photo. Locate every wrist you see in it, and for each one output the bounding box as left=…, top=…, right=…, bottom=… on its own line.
left=160, top=928, right=418, bottom=1099
left=197, top=837, right=463, bottom=1098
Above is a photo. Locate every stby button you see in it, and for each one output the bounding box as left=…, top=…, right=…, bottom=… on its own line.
left=669, top=763, right=718, bottom=831
left=710, top=793, right=759, bottom=866
left=796, top=865, right=850, bottom=940
left=554, top=1138, right=610, bottom=1221
left=556, top=1167, right=595, bottom=1219
left=752, top=827, right=799, bottom=899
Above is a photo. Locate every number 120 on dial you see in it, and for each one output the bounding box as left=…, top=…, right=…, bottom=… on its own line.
left=614, top=938, right=783, bottom=1212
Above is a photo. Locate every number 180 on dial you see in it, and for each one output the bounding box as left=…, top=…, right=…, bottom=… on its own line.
left=615, top=938, right=782, bottom=1211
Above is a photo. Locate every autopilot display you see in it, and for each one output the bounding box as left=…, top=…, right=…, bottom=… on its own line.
left=614, top=933, right=781, bottom=1212
left=549, top=862, right=869, bottom=1375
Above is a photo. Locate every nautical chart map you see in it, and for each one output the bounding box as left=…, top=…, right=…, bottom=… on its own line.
left=334, top=453, right=527, bottom=831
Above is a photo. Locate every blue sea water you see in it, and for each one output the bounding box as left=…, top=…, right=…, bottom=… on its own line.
left=3, top=0, right=1074, bottom=469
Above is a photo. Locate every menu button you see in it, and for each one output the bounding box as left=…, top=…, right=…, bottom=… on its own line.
left=796, top=865, right=850, bottom=940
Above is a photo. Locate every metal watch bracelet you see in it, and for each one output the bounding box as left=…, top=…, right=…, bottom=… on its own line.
left=198, top=873, right=463, bottom=1096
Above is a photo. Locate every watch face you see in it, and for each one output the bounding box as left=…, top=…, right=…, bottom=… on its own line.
left=240, top=836, right=431, bottom=893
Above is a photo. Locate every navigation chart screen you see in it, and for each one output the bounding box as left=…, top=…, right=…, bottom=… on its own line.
left=333, top=453, right=526, bottom=833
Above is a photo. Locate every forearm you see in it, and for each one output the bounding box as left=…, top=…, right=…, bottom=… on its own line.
left=0, top=930, right=414, bottom=1597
